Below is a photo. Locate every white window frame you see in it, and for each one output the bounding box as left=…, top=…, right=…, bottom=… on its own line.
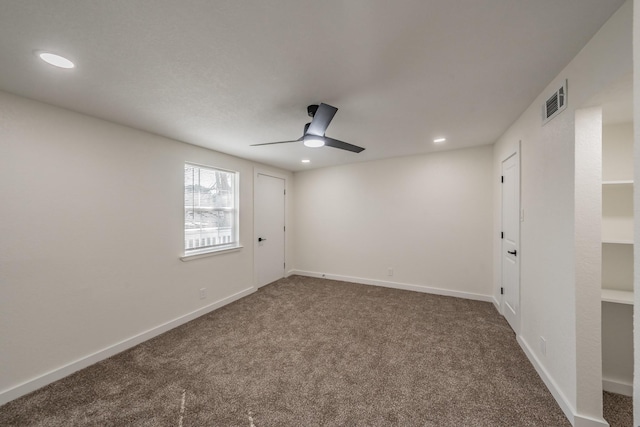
left=182, top=162, right=241, bottom=260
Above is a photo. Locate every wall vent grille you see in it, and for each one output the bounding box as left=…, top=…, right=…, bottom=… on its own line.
left=542, top=80, right=567, bottom=125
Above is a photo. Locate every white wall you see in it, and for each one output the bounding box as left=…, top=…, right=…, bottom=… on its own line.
left=493, top=2, right=632, bottom=425
left=602, top=302, right=634, bottom=394
left=603, top=123, right=634, bottom=181
left=633, top=1, right=640, bottom=423
left=574, top=107, right=604, bottom=423
left=292, top=145, right=494, bottom=301
left=0, top=90, right=293, bottom=404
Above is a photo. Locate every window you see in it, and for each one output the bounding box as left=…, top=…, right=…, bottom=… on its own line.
left=184, top=163, right=239, bottom=255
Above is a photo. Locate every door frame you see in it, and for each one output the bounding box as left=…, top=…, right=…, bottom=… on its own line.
left=253, top=168, right=288, bottom=288
left=500, top=144, right=521, bottom=334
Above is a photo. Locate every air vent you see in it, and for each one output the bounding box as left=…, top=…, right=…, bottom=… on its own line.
left=542, top=80, right=567, bottom=125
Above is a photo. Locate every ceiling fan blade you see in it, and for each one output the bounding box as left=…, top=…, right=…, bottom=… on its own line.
left=251, top=138, right=302, bottom=147
left=306, top=103, right=338, bottom=136
left=324, top=137, right=365, bottom=153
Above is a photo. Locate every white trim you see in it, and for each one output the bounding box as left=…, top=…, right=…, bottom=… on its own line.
left=574, top=415, right=610, bottom=427
left=517, top=335, right=576, bottom=424
left=0, top=286, right=256, bottom=406
left=517, top=336, right=609, bottom=427
left=601, top=289, right=634, bottom=305
left=602, top=377, right=633, bottom=396
left=180, top=245, right=243, bottom=261
left=289, top=270, right=493, bottom=303
left=602, top=180, right=633, bottom=185
left=492, top=295, right=501, bottom=312
left=184, top=161, right=238, bottom=175
left=601, top=239, right=634, bottom=245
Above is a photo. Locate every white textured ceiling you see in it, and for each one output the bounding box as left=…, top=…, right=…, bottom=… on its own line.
left=0, top=0, right=626, bottom=171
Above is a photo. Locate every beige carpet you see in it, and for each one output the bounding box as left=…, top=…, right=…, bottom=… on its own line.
left=603, top=391, right=632, bottom=427
left=1, top=276, right=577, bottom=426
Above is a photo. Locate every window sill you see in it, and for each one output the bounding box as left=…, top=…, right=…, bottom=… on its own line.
left=180, top=245, right=243, bottom=262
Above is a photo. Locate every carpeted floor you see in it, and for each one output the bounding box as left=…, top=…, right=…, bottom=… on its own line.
left=603, top=391, right=633, bottom=427
left=0, top=275, right=609, bottom=426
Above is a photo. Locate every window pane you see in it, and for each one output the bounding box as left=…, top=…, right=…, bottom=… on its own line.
left=184, top=164, right=238, bottom=252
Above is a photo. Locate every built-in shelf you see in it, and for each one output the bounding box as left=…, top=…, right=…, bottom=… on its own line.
left=602, top=180, right=634, bottom=185
left=602, top=240, right=634, bottom=245
left=602, top=289, right=634, bottom=305
left=601, top=122, right=634, bottom=395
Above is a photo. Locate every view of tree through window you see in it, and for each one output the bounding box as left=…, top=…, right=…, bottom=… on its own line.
left=184, top=164, right=238, bottom=253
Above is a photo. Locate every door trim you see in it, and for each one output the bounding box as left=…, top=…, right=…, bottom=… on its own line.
left=253, top=168, right=288, bottom=288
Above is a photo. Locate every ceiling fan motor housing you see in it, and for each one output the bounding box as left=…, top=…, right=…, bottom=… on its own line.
left=307, top=104, right=318, bottom=118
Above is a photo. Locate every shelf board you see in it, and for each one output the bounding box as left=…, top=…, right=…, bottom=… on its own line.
left=602, top=239, right=634, bottom=245
left=602, top=289, right=634, bottom=305
left=602, top=180, right=634, bottom=185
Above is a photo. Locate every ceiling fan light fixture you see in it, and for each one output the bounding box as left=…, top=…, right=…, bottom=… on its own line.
left=303, top=136, right=325, bottom=148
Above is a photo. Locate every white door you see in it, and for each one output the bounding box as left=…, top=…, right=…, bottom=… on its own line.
left=255, top=173, right=285, bottom=287
left=501, top=152, right=520, bottom=333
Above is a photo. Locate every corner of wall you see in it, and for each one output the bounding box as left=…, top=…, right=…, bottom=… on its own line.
left=632, top=1, right=640, bottom=424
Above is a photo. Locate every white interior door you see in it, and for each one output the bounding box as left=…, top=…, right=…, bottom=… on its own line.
left=255, top=173, right=285, bottom=287
left=502, top=152, right=520, bottom=333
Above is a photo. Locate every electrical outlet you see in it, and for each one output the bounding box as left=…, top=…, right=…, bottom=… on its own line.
left=387, top=267, right=393, bottom=277
left=539, top=336, right=546, bottom=356
left=199, top=288, right=207, bottom=300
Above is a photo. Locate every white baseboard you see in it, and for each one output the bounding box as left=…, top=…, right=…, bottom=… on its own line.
left=289, top=270, right=493, bottom=303
left=517, top=336, right=576, bottom=425
left=517, top=336, right=609, bottom=427
left=0, top=286, right=256, bottom=406
left=492, top=295, right=501, bottom=313
left=285, top=269, right=296, bottom=278
left=602, top=377, right=633, bottom=397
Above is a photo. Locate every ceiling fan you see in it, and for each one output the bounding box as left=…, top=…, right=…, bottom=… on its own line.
left=251, top=103, right=365, bottom=153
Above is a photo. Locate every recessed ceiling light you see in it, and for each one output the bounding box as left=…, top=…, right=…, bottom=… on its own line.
left=301, top=159, right=311, bottom=163
left=303, top=136, right=325, bottom=148
left=433, top=137, right=447, bottom=144
left=38, top=52, right=75, bottom=69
